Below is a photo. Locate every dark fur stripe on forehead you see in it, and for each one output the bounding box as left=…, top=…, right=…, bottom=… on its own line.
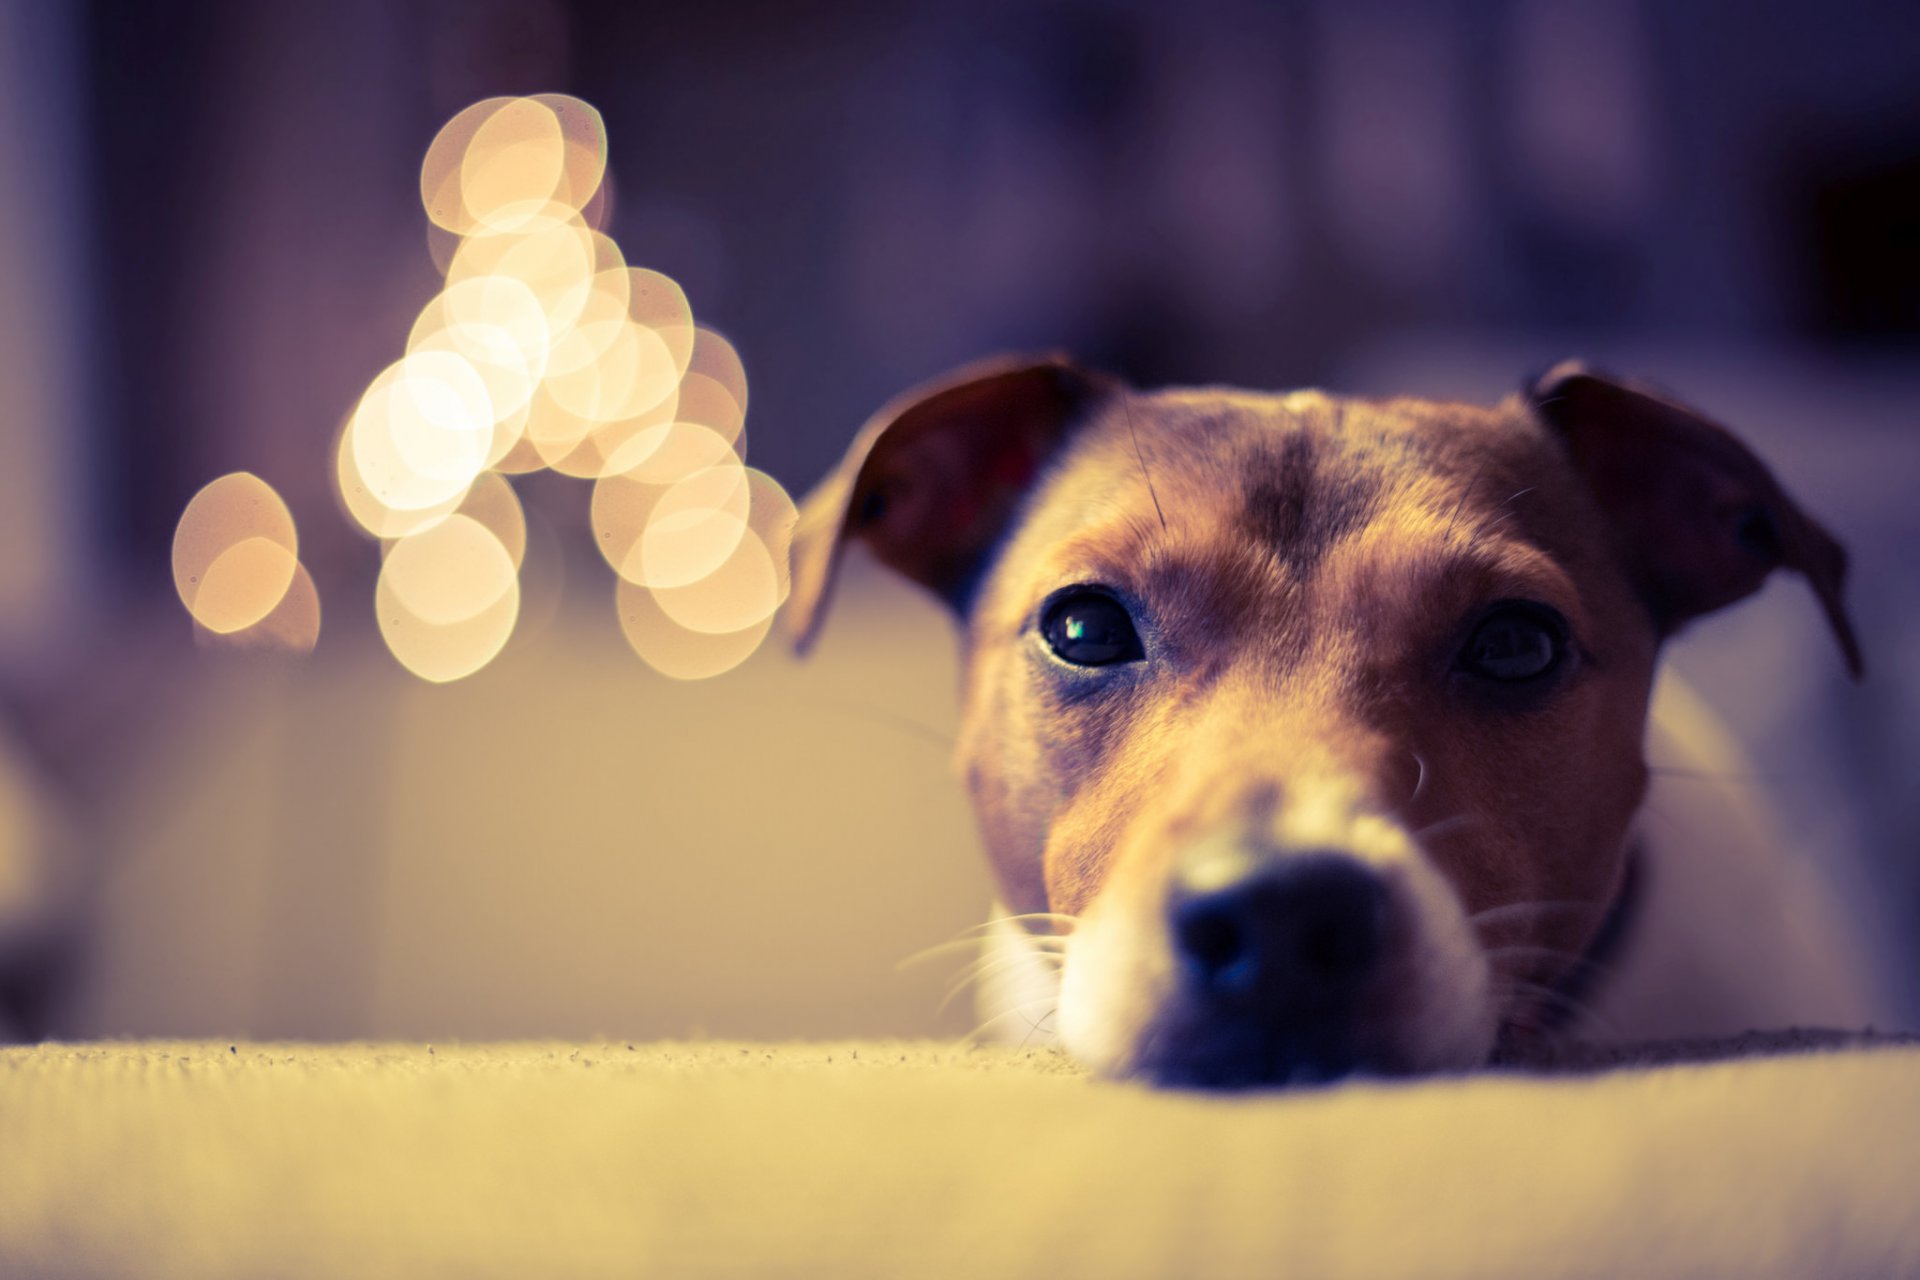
left=1240, top=427, right=1385, bottom=569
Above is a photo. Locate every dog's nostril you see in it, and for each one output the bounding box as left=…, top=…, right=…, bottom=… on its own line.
left=1173, top=899, right=1246, bottom=978
left=1298, top=907, right=1380, bottom=977
left=1169, top=849, right=1389, bottom=1004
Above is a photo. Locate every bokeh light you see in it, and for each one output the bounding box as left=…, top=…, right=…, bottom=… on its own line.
left=421, top=95, right=608, bottom=237
left=616, top=575, right=773, bottom=682
left=173, top=473, right=301, bottom=635
left=193, top=562, right=322, bottom=655
left=177, top=93, right=795, bottom=683
left=454, top=471, right=529, bottom=570
left=635, top=462, right=753, bottom=589
left=343, top=352, right=496, bottom=526
left=376, top=515, right=521, bottom=683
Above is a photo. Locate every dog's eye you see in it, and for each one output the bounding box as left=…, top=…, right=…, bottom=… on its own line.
left=1460, top=604, right=1564, bottom=682
left=1041, top=590, right=1144, bottom=666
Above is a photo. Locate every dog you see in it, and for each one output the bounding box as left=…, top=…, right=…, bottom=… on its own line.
left=786, top=356, right=1889, bottom=1087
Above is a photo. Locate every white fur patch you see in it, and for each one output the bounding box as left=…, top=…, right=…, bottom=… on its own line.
left=1051, top=780, right=1496, bottom=1078
left=975, top=907, right=1067, bottom=1047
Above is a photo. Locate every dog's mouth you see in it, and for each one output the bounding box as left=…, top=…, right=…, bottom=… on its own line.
left=1126, top=1006, right=1392, bottom=1090
left=1056, top=838, right=1502, bottom=1088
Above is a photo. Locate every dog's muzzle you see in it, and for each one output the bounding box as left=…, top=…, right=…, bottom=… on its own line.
left=1136, top=842, right=1396, bottom=1088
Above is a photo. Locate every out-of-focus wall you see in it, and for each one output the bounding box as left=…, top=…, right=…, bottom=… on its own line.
left=60, top=560, right=994, bottom=1040
left=0, top=1, right=90, bottom=660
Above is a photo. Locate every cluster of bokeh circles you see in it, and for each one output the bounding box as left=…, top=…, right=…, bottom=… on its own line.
left=173, top=93, right=796, bottom=682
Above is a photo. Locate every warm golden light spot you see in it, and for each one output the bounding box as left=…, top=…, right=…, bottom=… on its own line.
left=579, top=160, right=615, bottom=230
left=531, top=93, right=609, bottom=212
left=615, top=576, right=771, bottom=681
left=624, top=268, right=696, bottom=376
left=553, top=321, right=681, bottom=431
left=421, top=97, right=514, bottom=234
left=173, top=472, right=300, bottom=624
left=425, top=221, right=462, bottom=276
left=488, top=431, right=553, bottom=477
left=456, top=472, right=528, bottom=570
left=380, top=513, right=517, bottom=627
left=345, top=352, right=495, bottom=526
left=741, top=467, right=800, bottom=605
left=520, top=383, right=598, bottom=473
left=334, top=422, right=465, bottom=540
left=421, top=95, right=603, bottom=238
left=526, top=268, right=638, bottom=446
left=550, top=388, right=681, bottom=481
left=377, top=574, right=521, bottom=684
left=376, top=514, right=521, bottom=683
left=192, top=537, right=300, bottom=634
left=405, top=325, right=538, bottom=470
left=458, top=97, right=567, bottom=234
left=585, top=229, right=629, bottom=283
left=651, top=525, right=781, bottom=635
left=414, top=274, right=551, bottom=395
left=446, top=212, right=598, bottom=340
left=632, top=462, right=752, bottom=589
left=589, top=466, right=663, bottom=579
left=429, top=273, right=553, bottom=371
left=672, top=371, right=747, bottom=452
left=687, top=327, right=749, bottom=420
left=607, top=420, right=738, bottom=485
left=194, top=561, right=321, bottom=655
left=537, top=263, right=631, bottom=381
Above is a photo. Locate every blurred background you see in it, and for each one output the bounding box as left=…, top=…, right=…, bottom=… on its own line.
left=0, top=0, right=1915, bottom=1042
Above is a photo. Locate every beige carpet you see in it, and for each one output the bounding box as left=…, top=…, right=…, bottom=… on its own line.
left=3, top=1036, right=1919, bottom=1279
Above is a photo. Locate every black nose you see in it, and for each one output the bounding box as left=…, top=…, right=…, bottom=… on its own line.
left=1170, top=848, right=1389, bottom=1015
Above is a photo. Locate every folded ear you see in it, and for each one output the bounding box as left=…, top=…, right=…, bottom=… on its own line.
left=1528, top=362, right=1862, bottom=677
left=784, top=354, right=1111, bottom=653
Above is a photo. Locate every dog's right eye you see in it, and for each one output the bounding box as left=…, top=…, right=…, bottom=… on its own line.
left=1041, top=590, right=1144, bottom=666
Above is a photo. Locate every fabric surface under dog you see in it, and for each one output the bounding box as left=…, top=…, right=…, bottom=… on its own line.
left=2, top=1034, right=1917, bottom=1279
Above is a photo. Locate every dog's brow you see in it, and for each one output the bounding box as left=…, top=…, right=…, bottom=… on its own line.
left=1239, top=431, right=1383, bottom=570
left=1121, top=395, right=1168, bottom=533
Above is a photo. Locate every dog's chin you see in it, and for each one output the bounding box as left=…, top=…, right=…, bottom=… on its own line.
left=1115, top=1001, right=1493, bottom=1090
left=1057, top=943, right=1500, bottom=1090
left=1127, top=1011, right=1387, bottom=1090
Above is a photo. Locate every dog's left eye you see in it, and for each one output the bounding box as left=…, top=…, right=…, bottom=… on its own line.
left=1459, top=604, right=1565, bottom=682
left=1041, top=590, right=1144, bottom=666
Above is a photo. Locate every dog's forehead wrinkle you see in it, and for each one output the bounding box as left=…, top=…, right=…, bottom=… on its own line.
left=1236, top=434, right=1395, bottom=571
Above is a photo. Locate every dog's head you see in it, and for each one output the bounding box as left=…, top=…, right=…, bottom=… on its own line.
left=788, top=357, right=1859, bottom=1087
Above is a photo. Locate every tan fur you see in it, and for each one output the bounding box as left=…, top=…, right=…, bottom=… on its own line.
left=790, top=358, right=1873, bottom=1082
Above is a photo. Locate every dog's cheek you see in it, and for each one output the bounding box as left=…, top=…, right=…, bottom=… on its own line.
left=1518, top=637, right=1654, bottom=936
left=1434, top=684, right=1648, bottom=985
left=1038, top=779, right=1146, bottom=917
left=957, top=647, right=1129, bottom=914
left=958, top=680, right=1056, bottom=914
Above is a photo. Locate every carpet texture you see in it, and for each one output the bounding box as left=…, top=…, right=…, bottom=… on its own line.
left=4, top=1035, right=1919, bottom=1278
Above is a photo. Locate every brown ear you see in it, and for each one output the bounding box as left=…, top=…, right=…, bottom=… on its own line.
left=784, top=354, right=1109, bottom=653
left=1528, top=362, right=1863, bottom=677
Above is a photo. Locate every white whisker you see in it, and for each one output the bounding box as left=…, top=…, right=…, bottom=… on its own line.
left=969, top=997, right=1061, bottom=1044
left=1409, top=813, right=1481, bottom=843
left=897, top=914, right=1077, bottom=970
left=1467, top=899, right=1598, bottom=931
left=939, top=949, right=1066, bottom=1014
